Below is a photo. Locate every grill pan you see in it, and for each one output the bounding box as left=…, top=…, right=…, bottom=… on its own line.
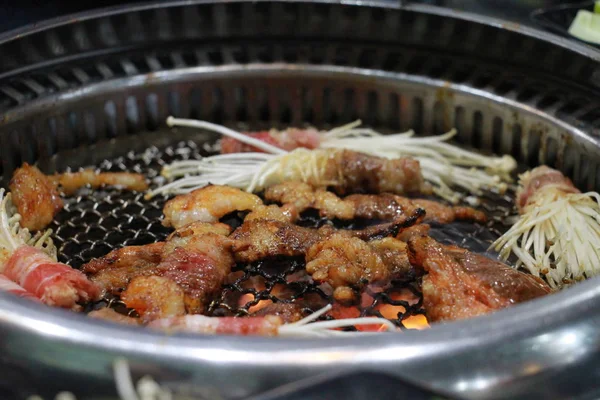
left=2, top=1, right=600, bottom=399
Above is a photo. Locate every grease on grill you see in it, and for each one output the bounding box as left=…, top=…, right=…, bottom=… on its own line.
left=49, top=139, right=515, bottom=330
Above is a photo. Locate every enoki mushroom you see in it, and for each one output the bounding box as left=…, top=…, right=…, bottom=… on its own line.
left=0, top=189, right=57, bottom=263
left=491, top=168, right=600, bottom=288
left=146, top=118, right=516, bottom=203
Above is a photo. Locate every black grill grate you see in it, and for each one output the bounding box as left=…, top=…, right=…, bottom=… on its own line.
left=52, top=135, right=514, bottom=330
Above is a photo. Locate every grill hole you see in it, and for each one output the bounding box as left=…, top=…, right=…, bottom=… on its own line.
left=342, top=88, right=356, bottom=122
left=366, top=91, right=378, bottom=126
left=545, top=136, right=559, bottom=167
left=388, top=93, right=400, bottom=130
left=538, top=94, right=561, bottom=109
left=235, top=87, right=248, bottom=122
left=454, top=106, right=466, bottom=143
left=207, top=50, right=224, bottom=65
left=526, top=129, right=541, bottom=166
left=511, top=124, right=522, bottom=161
left=492, top=117, right=503, bottom=154
left=563, top=144, right=577, bottom=180
left=495, top=79, right=518, bottom=95
left=323, top=88, right=334, bottom=124
left=125, top=96, right=139, bottom=134
left=145, top=94, right=160, bottom=130
left=104, top=101, right=118, bottom=138
left=411, top=97, right=424, bottom=134
left=472, top=111, right=483, bottom=148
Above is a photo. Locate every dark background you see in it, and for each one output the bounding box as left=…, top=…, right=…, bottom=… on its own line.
left=1, top=0, right=566, bottom=35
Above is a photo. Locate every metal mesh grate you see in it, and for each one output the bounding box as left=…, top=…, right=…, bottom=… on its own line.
left=51, top=135, right=515, bottom=330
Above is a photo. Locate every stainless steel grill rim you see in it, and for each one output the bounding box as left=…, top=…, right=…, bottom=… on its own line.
left=1, top=1, right=600, bottom=400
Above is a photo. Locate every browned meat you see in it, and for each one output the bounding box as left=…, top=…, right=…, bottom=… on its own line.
left=231, top=210, right=424, bottom=263
left=88, top=307, right=139, bottom=326
left=167, top=221, right=232, bottom=240
left=516, top=166, right=579, bottom=212
left=245, top=204, right=299, bottom=223
left=369, top=238, right=417, bottom=280
left=9, top=163, right=64, bottom=231
left=305, top=233, right=418, bottom=303
left=157, top=233, right=236, bottom=313
left=9, top=163, right=148, bottom=231
left=397, top=224, right=431, bottom=242
left=251, top=303, right=304, bottom=323
left=50, top=170, right=148, bottom=196
left=265, top=182, right=485, bottom=224
left=407, top=236, right=552, bottom=322
left=121, top=276, right=186, bottom=322
left=82, top=242, right=165, bottom=292
left=328, top=150, right=427, bottom=195
left=306, top=233, right=390, bottom=303
left=231, top=219, right=320, bottom=262
left=162, top=185, right=263, bottom=228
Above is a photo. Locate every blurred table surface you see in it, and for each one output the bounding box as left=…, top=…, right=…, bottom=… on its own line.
left=1, top=0, right=567, bottom=35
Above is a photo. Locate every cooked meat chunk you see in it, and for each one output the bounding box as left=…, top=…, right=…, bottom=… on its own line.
left=231, top=211, right=423, bottom=263
left=327, top=150, right=426, bottom=195
left=369, top=238, right=416, bottom=280
left=162, top=185, right=263, bottom=228
left=157, top=233, right=236, bottom=313
left=245, top=204, right=298, bottom=223
left=121, top=276, right=186, bottom=322
left=9, top=163, right=63, bottom=231
left=265, top=182, right=485, bottom=224
left=407, top=236, right=552, bottom=322
left=9, top=163, right=148, bottom=231
left=50, top=170, right=148, bottom=196
left=167, top=221, right=232, bottom=240
left=88, top=308, right=140, bottom=326
left=82, top=242, right=165, bottom=293
left=251, top=303, right=304, bottom=324
left=306, top=234, right=390, bottom=303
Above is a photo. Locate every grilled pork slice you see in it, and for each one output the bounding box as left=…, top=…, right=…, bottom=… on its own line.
left=10, top=163, right=148, bottom=231
left=265, top=181, right=486, bottom=224
left=231, top=210, right=424, bottom=263
left=88, top=307, right=140, bottom=326
left=407, top=236, right=552, bottom=322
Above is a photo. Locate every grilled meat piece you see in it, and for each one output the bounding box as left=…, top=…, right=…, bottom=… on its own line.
left=407, top=236, right=552, bottom=322
left=88, top=307, right=140, bottom=326
left=82, top=242, right=165, bottom=293
left=159, top=233, right=236, bottom=313
left=231, top=210, right=424, bottom=263
left=50, top=170, right=148, bottom=196
left=9, top=163, right=147, bottom=231
left=251, top=303, right=304, bottom=324
left=162, top=185, right=263, bottom=228
left=265, top=181, right=486, bottom=224
left=121, top=276, right=186, bottom=322
left=9, top=163, right=63, bottom=232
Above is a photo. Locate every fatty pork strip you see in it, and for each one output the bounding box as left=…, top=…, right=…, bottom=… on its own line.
left=3, top=245, right=101, bottom=309
left=230, top=209, right=425, bottom=263
left=407, top=235, right=552, bottom=322
left=265, top=181, right=486, bottom=224
left=0, top=189, right=100, bottom=309
left=9, top=163, right=148, bottom=231
left=88, top=307, right=140, bottom=326
left=82, top=222, right=237, bottom=314
left=161, top=183, right=484, bottom=232
left=0, top=274, right=41, bottom=302
left=220, top=128, right=321, bottom=153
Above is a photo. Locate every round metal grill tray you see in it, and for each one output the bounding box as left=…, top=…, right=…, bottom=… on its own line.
left=2, top=2, right=600, bottom=400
